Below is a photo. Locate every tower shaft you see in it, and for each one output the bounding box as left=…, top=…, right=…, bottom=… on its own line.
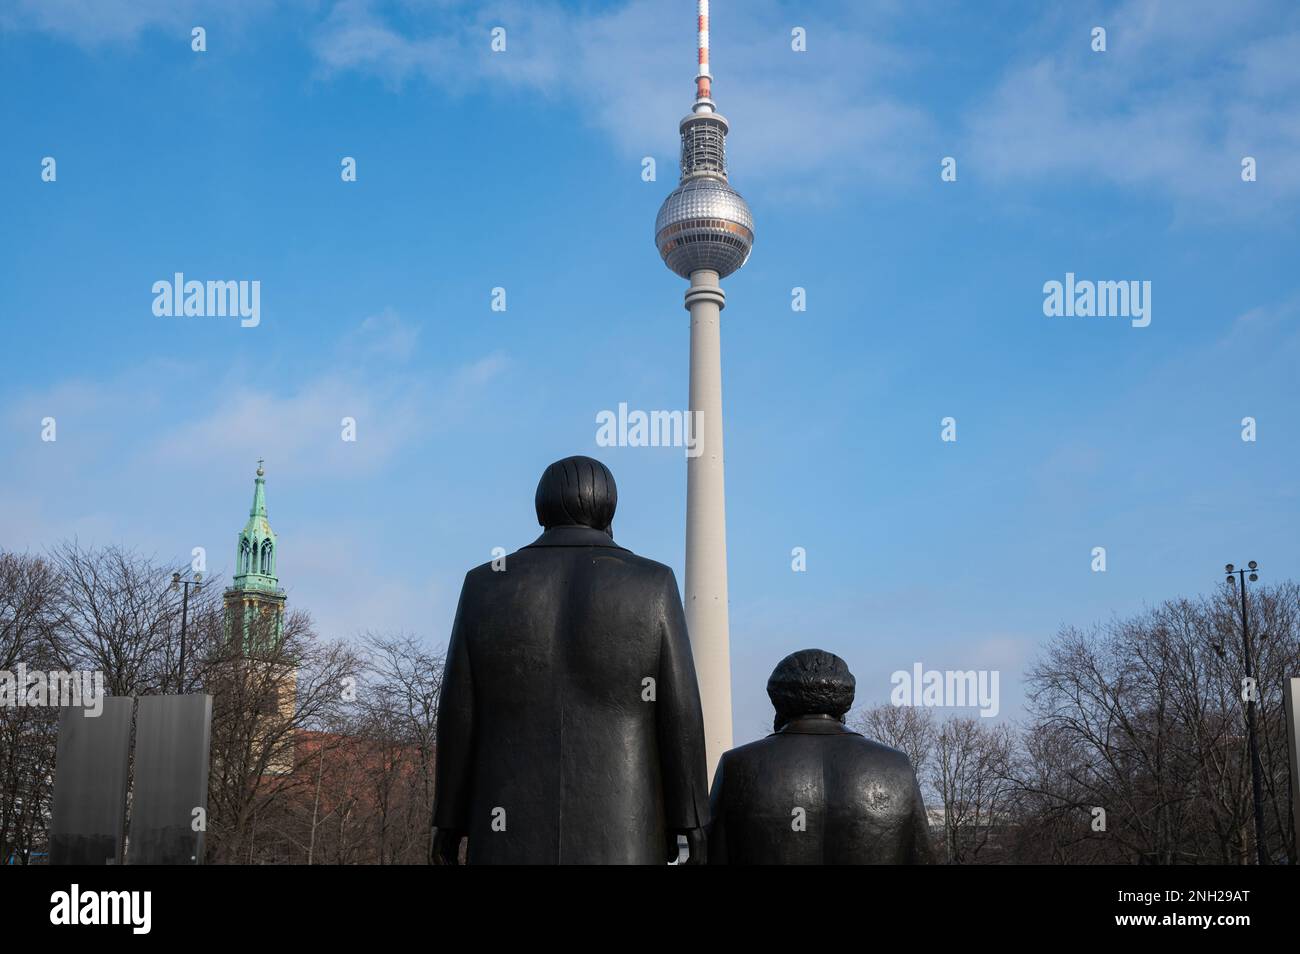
left=684, top=268, right=732, bottom=779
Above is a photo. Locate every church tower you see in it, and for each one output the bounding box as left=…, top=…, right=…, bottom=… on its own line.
left=224, top=460, right=286, bottom=655
left=222, top=461, right=296, bottom=775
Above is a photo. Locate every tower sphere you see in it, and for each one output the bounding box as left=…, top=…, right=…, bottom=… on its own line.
left=655, top=175, right=754, bottom=279
left=656, top=105, right=754, bottom=280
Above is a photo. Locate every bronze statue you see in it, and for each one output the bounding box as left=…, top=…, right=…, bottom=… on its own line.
left=708, top=649, right=934, bottom=864
left=432, top=456, right=709, bottom=864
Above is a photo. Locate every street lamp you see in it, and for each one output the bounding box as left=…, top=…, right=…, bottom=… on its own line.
left=171, top=571, right=204, bottom=694
left=1224, top=560, right=1268, bottom=865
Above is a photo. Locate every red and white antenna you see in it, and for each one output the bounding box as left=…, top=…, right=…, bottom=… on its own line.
left=694, top=0, right=713, bottom=112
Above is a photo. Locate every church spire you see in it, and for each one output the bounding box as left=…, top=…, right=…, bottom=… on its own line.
left=250, top=458, right=268, bottom=518
left=233, top=459, right=278, bottom=591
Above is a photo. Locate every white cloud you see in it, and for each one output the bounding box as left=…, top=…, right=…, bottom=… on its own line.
left=307, top=0, right=936, bottom=195
left=142, top=344, right=508, bottom=482
left=0, top=0, right=274, bottom=47
left=341, top=307, right=421, bottom=363
left=11, top=0, right=1296, bottom=212
left=962, top=0, right=1300, bottom=216
left=286, top=527, right=450, bottom=641
left=0, top=316, right=508, bottom=577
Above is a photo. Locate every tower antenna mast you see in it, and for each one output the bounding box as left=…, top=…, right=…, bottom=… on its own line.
left=695, top=0, right=712, bottom=110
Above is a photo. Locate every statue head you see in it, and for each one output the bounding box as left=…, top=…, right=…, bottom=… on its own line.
left=766, top=649, right=856, bottom=731
left=535, top=456, right=617, bottom=534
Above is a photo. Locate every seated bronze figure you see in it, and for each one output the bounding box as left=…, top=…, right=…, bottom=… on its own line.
left=708, top=649, right=934, bottom=864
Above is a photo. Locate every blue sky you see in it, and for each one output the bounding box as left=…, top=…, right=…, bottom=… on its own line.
left=2, top=0, right=1297, bottom=743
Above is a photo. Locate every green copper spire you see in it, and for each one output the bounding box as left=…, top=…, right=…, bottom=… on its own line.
left=233, top=459, right=279, bottom=591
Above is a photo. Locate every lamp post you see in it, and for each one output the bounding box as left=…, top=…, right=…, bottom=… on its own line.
left=1224, top=561, right=1268, bottom=865
left=171, top=571, right=204, bottom=694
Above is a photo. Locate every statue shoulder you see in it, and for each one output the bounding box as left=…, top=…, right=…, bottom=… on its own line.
left=847, top=736, right=922, bottom=775
left=463, top=560, right=501, bottom=584
left=716, top=734, right=783, bottom=772
left=609, top=551, right=680, bottom=588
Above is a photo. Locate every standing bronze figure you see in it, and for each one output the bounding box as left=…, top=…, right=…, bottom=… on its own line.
left=432, top=457, right=710, bottom=864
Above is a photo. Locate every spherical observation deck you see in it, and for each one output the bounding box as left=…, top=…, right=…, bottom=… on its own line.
left=655, top=175, right=755, bottom=280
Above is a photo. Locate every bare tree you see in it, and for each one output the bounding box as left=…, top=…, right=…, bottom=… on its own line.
left=48, top=541, right=222, bottom=696
left=239, top=632, right=446, bottom=865
left=0, top=552, right=63, bottom=863
left=850, top=702, right=936, bottom=781
left=355, top=632, right=443, bottom=863
left=199, top=608, right=360, bottom=864
left=1019, top=585, right=1300, bottom=864
left=930, top=716, right=1014, bottom=863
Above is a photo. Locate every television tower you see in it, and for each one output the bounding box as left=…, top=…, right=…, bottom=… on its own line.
left=655, top=0, right=754, bottom=778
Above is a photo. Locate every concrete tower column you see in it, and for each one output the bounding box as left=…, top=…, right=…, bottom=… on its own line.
left=684, top=268, right=732, bottom=780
